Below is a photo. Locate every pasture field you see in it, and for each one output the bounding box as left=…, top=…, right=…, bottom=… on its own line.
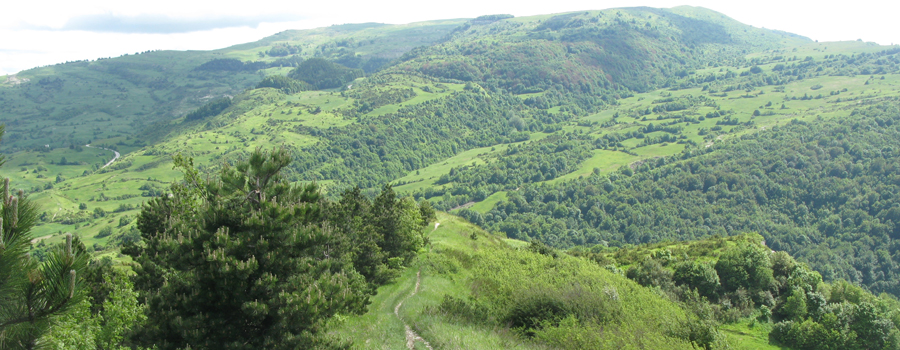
left=6, top=69, right=898, bottom=250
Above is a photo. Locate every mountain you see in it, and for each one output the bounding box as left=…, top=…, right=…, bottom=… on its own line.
left=0, top=19, right=466, bottom=153
left=2, top=6, right=900, bottom=348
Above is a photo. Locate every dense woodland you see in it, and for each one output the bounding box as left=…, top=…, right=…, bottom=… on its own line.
left=289, top=89, right=536, bottom=188
left=456, top=101, right=900, bottom=297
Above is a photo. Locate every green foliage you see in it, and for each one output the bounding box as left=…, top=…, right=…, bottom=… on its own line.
left=291, top=90, right=545, bottom=189
left=255, top=75, right=311, bottom=94
left=125, top=148, right=431, bottom=349
left=289, top=58, right=363, bottom=90
left=416, top=132, right=593, bottom=208
left=95, top=226, right=113, bottom=238
left=328, top=186, right=432, bottom=286
left=626, top=258, right=674, bottom=289
left=592, top=233, right=900, bottom=349
left=265, top=43, right=301, bottom=57
left=96, top=271, right=145, bottom=349
left=715, top=243, right=775, bottom=293
left=184, top=97, right=232, bottom=121
left=43, top=270, right=145, bottom=350
left=371, top=185, right=430, bottom=265
left=0, top=126, right=91, bottom=349
left=461, top=242, right=704, bottom=349
left=478, top=101, right=900, bottom=297
left=8, top=6, right=900, bottom=255
left=2, top=11, right=900, bottom=350
left=525, top=240, right=559, bottom=258
left=196, top=58, right=267, bottom=72
left=673, top=260, right=721, bottom=298
left=394, top=7, right=809, bottom=96
left=505, top=292, right=572, bottom=336
left=330, top=213, right=727, bottom=349
left=42, top=299, right=98, bottom=349
left=127, top=148, right=367, bottom=348
left=770, top=301, right=900, bottom=350
left=472, top=14, right=514, bottom=22
left=781, top=289, right=808, bottom=321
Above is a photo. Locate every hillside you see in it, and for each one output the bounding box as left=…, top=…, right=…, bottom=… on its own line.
left=329, top=213, right=705, bottom=349
left=389, top=6, right=809, bottom=93
left=3, top=5, right=899, bottom=281
left=327, top=215, right=900, bottom=349
left=0, top=19, right=465, bottom=153
left=1, top=6, right=900, bottom=348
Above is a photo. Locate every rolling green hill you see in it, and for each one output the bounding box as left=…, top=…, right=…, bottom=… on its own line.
left=0, top=19, right=466, bottom=153
left=3, top=5, right=899, bottom=283
left=2, top=6, right=900, bottom=348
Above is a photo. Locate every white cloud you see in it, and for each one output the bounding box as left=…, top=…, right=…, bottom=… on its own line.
left=17, top=13, right=304, bottom=34
left=1, top=0, right=899, bottom=76
left=0, top=23, right=315, bottom=75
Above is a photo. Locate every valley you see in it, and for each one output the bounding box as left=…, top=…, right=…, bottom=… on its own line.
left=2, top=6, right=900, bottom=349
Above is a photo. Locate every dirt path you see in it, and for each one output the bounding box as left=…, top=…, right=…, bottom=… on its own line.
left=30, top=234, right=52, bottom=244
left=85, top=144, right=120, bottom=168
left=449, top=201, right=475, bottom=211
left=394, top=270, right=433, bottom=350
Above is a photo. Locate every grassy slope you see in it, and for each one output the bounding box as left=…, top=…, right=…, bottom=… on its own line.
left=721, top=320, right=787, bottom=350
left=328, top=212, right=548, bottom=349
left=330, top=212, right=701, bottom=349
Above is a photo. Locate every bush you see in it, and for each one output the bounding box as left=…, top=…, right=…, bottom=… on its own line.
left=437, top=295, right=490, bottom=325
left=626, top=259, right=674, bottom=289
left=96, top=226, right=113, bottom=238
left=506, top=293, right=571, bottom=336
left=255, top=75, right=311, bottom=94
left=714, top=243, right=774, bottom=293
left=673, top=261, right=721, bottom=299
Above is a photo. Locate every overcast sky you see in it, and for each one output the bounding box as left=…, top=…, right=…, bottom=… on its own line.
left=2, top=0, right=898, bottom=76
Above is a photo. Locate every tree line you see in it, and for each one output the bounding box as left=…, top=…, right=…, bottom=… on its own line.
left=463, top=100, right=900, bottom=298
left=1, top=146, right=436, bottom=349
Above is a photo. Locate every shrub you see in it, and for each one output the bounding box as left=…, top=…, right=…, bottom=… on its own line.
left=505, top=293, right=571, bottom=336
left=96, top=226, right=113, bottom=238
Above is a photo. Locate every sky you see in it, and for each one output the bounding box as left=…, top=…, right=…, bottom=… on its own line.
left=2, top=0, right=898, bottom=76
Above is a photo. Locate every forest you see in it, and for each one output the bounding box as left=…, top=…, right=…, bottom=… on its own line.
left=460, top=101, right=900, bottom=297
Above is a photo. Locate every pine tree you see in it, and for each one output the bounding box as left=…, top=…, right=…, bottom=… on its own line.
left=327, top=185, right=435, bottom=287
left=0, top=125, right=90, bottom=349
left=126, top=148, right=371, bottom=349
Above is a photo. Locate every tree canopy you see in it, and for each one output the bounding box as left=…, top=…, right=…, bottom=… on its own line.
left=124, top=148, right=433, bottom=349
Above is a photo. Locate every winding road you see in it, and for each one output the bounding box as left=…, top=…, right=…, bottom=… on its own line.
left=85, top=144, right=120, bottom=168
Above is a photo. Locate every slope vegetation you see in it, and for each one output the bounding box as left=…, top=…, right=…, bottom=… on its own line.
left=329, top=213, right=706, bottom=349
left=1, top=5, right=899, bottom=308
